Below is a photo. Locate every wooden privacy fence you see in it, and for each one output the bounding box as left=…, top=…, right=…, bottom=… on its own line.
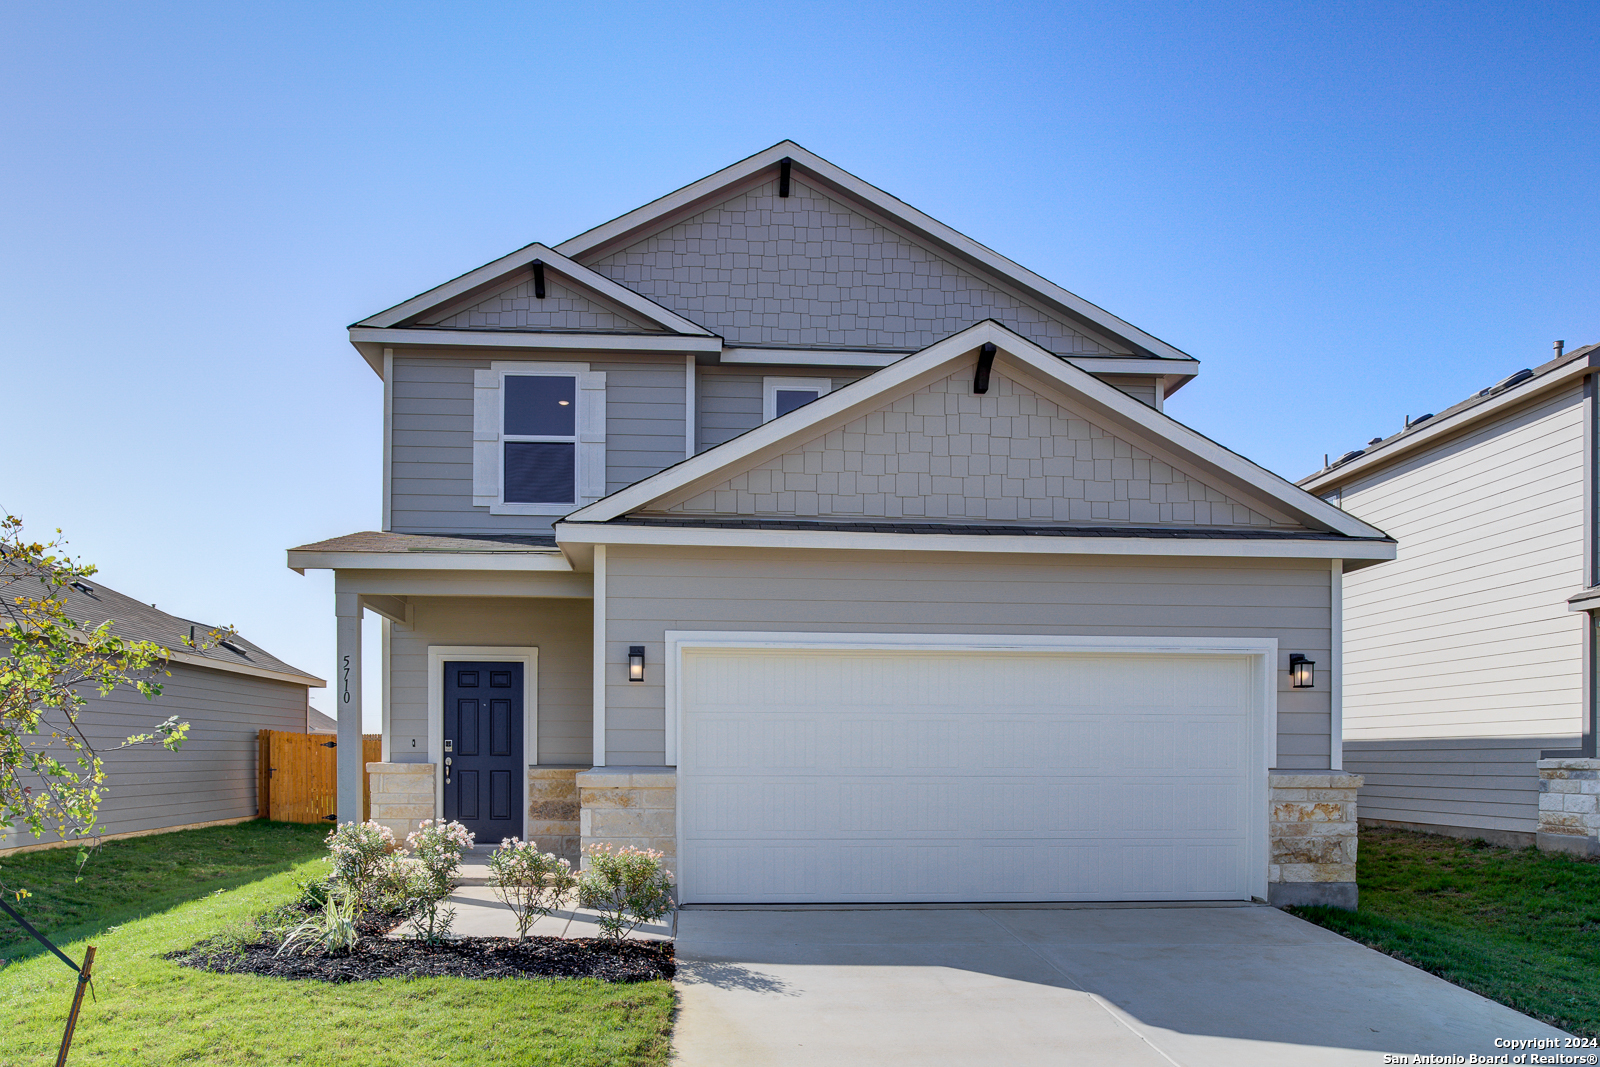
left=258, top=730, right=382, bottom=824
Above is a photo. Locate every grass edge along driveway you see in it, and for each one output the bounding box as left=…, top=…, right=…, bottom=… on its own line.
left=1291, top=826, right=1600, bottom=1040
left=0, top=830, right=671, bottom=1066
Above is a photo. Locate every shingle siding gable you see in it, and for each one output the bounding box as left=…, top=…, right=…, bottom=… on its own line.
left=590, top=178, right=1116, bottom=355
left=425, top=274, right=653, bottom=332
left=654, top=369, right=1294, bottom=526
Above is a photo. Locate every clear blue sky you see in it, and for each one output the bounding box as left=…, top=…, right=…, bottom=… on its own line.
left=4, top=2, right=1595, bottom=726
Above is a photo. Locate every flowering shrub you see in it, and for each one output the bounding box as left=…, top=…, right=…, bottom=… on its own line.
left=323, top=821, right=396, bottom=911
left=575, top=845, right=674, bottom=947
left=400, top=819, right=474, bottom=942
left=487, top=839, right=577, bottom=940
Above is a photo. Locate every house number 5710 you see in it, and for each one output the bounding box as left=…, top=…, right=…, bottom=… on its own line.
left=342, top=654, right=351, bottom=704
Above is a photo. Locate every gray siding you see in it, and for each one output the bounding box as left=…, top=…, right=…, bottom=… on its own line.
left=425, top=273, right=654, bottom=332
left=1336, top=385, right=1585, bottom=834
left=391, top=352, right=689, bottom=535
left=0, top=663, right=308, bottom=849
left=602, top=546, right=1334, bottom=768
left=696, top=364, right=867, bottom=452
left=590, top=176, right=1118, bottom=356
left=1344, top=737, right=1559, bottom=837
left=387, top=596, right=592, bottom=765
left=665, top=367, right=1292, bottom=525
left=1099, top=376, right=1160, bottom=408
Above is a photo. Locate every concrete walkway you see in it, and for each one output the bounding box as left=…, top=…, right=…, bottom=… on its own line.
left=672, top=904, right=1567, bottom=1067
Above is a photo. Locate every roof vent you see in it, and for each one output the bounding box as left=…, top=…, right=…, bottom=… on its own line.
left=1406, top=413, right=1433, bottom=429
left=70, top=580, right=94, bottom=594
left=1489, top=368, right=1533, bottom=395
left=1367, top=437, right=1382, bottom=446
left=219, top=639, right=249, bottom=657
left=1555, top=340, right=1565, bottom=358
left=1334, top=449, right=1365, bottom=465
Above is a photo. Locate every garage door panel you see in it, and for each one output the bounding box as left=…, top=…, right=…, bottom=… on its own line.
left=678, top=648, right=1261, bottom=903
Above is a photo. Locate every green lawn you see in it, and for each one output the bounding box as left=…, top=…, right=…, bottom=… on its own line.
left=0, top=822, right=673, bottom=1066
left=0, top=821, right=328, bottom=957
left=1291, top=826, right=1600, bottom=1038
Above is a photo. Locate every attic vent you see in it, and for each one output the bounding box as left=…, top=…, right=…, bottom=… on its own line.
left=1405, top=413, right=1433, bottom=429
left=219, top=639, right=249, bottom=657
left=1334, top=449, right=1365, bottom=465
left=779, top=157, right=792, bottom=198
left=1478, top=368, right=1533, bottom=397
left=531, top=260, right=546, bottom=300
left=70, top=580, right=94, bottom=594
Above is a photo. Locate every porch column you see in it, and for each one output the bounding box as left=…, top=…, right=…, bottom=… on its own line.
left=335, top=592, right=363, bottom=824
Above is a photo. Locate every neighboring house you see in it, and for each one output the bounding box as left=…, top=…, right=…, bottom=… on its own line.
left=308, top=705, right=338, bottom=733
left=1300, top=342, right=1600, bottom=857
left=0, top=577, right=326, bottom=855
left=289, top=142, right=1396, bottom=907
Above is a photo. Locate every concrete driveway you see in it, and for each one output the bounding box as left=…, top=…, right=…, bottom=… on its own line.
left=672, top=903, right=1568, bottom=1066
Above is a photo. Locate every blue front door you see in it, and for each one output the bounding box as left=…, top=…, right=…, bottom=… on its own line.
left=442, top=661, right=523, bottom=846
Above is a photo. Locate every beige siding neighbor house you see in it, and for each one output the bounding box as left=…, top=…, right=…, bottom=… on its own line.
left=1300, top=342, right=1600, bottom=856
left=290, top=143, right=1395, bottom=907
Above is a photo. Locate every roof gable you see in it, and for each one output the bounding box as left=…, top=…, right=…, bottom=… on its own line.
left=418, top=269, right=658, bottom=332
left=566, top=321, right=1387, bottom=540
left=588, top=173, right=1118, bottom=356
left=649, top=365, right=1292, bottom=527
left=354, top=243, right=711, bottom=336
left=557, top=141, right=1193, bottom=362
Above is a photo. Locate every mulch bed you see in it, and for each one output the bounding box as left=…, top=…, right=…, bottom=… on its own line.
left=168, top=912, right=674, bottom=983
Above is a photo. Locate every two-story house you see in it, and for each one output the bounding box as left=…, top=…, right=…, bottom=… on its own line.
left=289, top=143, right=1395, bottom=907
left=1300, top=342, right=1600, bottom=858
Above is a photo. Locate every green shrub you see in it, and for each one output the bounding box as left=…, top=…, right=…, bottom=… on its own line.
left=576, top=845, right=674, bottom=947
left=488, top=838, right=578, bottom=940
left=276, top=890, right=360, bottom=957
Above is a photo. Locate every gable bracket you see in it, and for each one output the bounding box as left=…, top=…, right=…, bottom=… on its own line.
left=974, top=342, right=997, bottom=394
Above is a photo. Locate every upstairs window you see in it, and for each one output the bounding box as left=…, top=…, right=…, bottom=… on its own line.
left=763, top=377, right=833, bottom=423
left=473, top=361, right=606, bottom=515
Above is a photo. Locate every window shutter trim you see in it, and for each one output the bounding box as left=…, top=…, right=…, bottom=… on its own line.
left=472, top=369, right=501, bottom=506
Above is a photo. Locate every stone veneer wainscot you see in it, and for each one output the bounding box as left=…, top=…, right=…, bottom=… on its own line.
left=1268, top=771, right=1363, bottom=910
left=1537, top=758, right=1600, bottom=857
left=365, top=762, right=436, bottom=841
left=576, top=768, right=676, bottom=875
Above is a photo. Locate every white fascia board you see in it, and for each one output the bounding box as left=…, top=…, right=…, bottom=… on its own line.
left=566, top=319, right=1386, bottom=538
left=348, top=327, right=723, bottom=354
left=333, top=569, right=592, bottom=598
left=555, top=519, right=1396, bottom=562
left=166, top=648, right=326, bottom=689
left=287, top=549, right=574, bottom=574
left=1067, top=356, right=1200, bottom=380
left=357, top=243, right=713, bottom=336
left=1567, top=587, right=1600, bottom=613
left=721, top=347, right=908, bottom=368
left=555, top=141, right=1193, bottom=362
left=1300, top=355, right=1597, bottom=493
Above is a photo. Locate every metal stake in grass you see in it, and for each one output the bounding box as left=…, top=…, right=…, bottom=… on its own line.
left=55, top=944, right=95, bottom=1067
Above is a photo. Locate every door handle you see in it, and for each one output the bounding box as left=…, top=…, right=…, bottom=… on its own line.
left=444, top=756, right=451, bottom=784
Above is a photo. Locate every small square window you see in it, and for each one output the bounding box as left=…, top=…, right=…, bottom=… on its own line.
left=763, top=377, right=833, bottom=423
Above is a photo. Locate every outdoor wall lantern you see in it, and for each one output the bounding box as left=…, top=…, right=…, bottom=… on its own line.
left=628, top=645, right=646, bottom=682
left=1289, top=654, right=1315, bottom=689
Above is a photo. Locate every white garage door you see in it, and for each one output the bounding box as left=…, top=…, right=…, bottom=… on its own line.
left=677, top=646, right=1263, bottom=904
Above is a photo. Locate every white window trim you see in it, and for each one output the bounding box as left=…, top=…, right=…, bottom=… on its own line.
left=426, top=645, right=539, bottom=842
left=762, top=376, right=832, bottom=423
left=663, top=630, right=1277, bottom=903
left=474, top=361, right=606, bottom=515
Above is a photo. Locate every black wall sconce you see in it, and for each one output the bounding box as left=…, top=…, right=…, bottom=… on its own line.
left=1289, top=654, right=1315, bottom=689
left=628, top=645, right=646, bottom=682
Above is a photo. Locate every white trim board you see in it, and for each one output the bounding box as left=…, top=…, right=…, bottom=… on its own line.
left=289, top=549, right=573, bottom=574
left=561, top=320, right=1390, bottom=540
left=663, top=629, right=1278, bottom=902
left=555, top=519, right=1395, bottom=566
left=762, top=376, right=833, bottom=423
left=425, top=645, right=540, bottom=843
left=351, top=327, right=723, bottom=354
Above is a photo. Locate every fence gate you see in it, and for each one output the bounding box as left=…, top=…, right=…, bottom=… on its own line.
left=258, top=730, right=382, bottom=824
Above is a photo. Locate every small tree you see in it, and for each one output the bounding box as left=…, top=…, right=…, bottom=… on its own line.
left=487, top=838, right=577, bottom=940
left=1, top=514, right=216, bottom=873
